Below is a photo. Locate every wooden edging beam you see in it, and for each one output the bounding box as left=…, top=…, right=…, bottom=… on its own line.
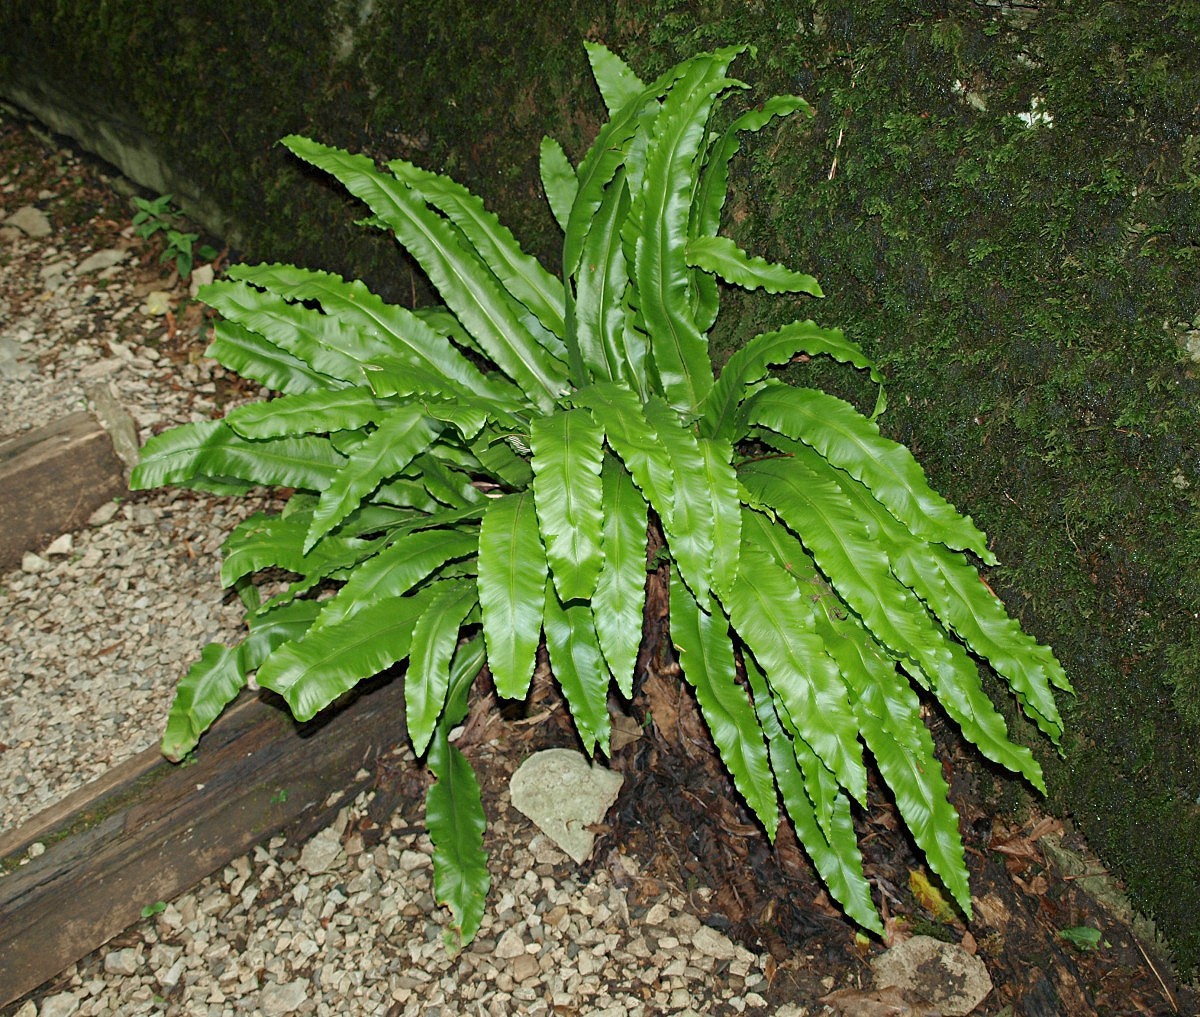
left=0, top=677, right=408, bottom=1007
left=0, top=411, right=127, bottom=572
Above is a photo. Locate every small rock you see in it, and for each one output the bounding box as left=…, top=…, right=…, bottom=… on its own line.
left=38, top=991, right=80, bottom=1017
left=692, top=925, right=737, bottom=961
left=645, top=902, right=671, bottom=926
left=5, top=205, right=51, bottom=237
left=299, top=827, right=342, bottom=875
left=76, top=248, right=129, bottom=274
left=398, top=849, right=430, bottom=872
left=142, top=290, right=172, bottom=316
left=495, top=927, right=526, bottom=959
left=88, top=501, right=121, bottom=526
left=13, top=1000, right=37, bottom=1017
left=27, top=841, right=45, bottom=858
left=872, top=934, right=993, bottom=1017
left=511, top=953, right=540, bottom=983
left=260, top=978, right=310, bottom=1015
left=189, top=262, right=215, bottom=298
left=508, top=748, right=624, bottom=864
left=21, top=552, right=51, bottom=574
left=103, top=946, right=140, bottom=975
left=45, top=533, right=73, bottom=557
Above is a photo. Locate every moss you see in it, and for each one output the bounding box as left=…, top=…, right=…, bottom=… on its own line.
left=3, top=0, right=1199, bottom=972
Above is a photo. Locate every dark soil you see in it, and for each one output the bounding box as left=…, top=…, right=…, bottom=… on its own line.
left=438, top=663, right=1198, bottom=1017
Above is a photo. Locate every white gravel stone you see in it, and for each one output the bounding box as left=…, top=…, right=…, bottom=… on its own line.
left=260, top=977, right=310, bottom=1015
left=102, top=946, right=139, bottom=975
left=75, top=248, right=128, bottom=274
left=5, top=205, right=51, bottom=237
left=692, top=925, right=737, bottom=961
left=38, top=991, right=81, bottom=1017
left=299, top=827, right=343, bottom=875
left=44, top=533, right=73, bottom=556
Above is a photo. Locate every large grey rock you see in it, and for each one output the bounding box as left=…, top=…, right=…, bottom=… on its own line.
left=508, top=748, right=623, bottom=865
left=871, top=934, right=992, bottom=1017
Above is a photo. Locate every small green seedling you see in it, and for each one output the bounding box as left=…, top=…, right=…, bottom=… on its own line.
left=131, top=193, right=218, bottom=279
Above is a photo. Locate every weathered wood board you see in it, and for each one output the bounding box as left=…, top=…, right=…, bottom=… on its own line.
left=0, top=676, right=409, bottom=1007
left=0, top=411, right=126, bottom=572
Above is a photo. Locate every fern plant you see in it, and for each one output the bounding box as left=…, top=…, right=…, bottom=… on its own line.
left=131, top=42, right=1070, bottom=947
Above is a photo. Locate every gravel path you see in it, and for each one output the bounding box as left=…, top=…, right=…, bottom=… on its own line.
left=0, top=112, right=800, bottom=1017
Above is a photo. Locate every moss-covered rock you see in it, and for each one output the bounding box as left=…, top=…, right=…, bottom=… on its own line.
left=4, top=0, right=1199, bottom=972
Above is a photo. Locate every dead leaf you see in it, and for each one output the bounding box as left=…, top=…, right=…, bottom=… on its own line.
left=910, top=869, right=959, bottom=925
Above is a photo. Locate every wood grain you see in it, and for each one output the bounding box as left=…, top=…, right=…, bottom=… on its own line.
left=0, top=411, right=125, bottom=571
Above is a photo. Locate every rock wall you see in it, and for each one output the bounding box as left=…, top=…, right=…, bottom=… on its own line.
left=4, top=0, right=1200, bottom=973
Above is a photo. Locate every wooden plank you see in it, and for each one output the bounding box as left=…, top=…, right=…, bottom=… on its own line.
left=0, top=411, right=126, bottom=572
left=0, top=676, right=409, bottom=1007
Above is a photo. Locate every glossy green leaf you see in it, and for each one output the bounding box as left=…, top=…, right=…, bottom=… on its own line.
left=407, top=580, right=480, bottom=756
left=573, top=382, right=674, bottom=522
left=255, top=587, right=433, bottom=721
left=284, top=136, right=567, bottom=409
left=477, top=492, right=547, bottom=699
left=585, top=41, right=646, bottom=114
left=543, top=582, right=612, bottom=756
left=827, top=462, right=1069, bottom=741
left=426, top=725, right=489, bottom=950
left=592, top=457, right=649, bottom=697
left=225, top=386, right=390, bottom=439
left=743, top=656, right=882, bottom=933
left=641, top=396, right=715, bottom=599
left=161, top=600, right=324, bottom=762
left=309, top=527, right=478, bottom=634
left=630, top=48, right=746, bottom=413
left=725, top=532, right=866, bottom=805
left=229, top=262, right=524, bottom=408
left=161, top=643, right=244, bottom=762
left=815, top=603, right=971, bottom=914
left=390, top=157, right=566, bottom=339
left=699, top=436, right=742, bottom=598
left=206, top=318, right=332, bottom=394
left=573, top=169, right=634, bottom=388
left=747, top=385, right=995, bottom=563
left=530, top=408, right=606, bottom=603
left=131, top=420, right=346, bottom=493
left=219, top=509, right=372, bottom=588
left=306, top=407, right=440, bottom=551
left=539, top=136, right=576, bottom=233
left=670, top=574, right=777, bottom=832
left=686, top=235, right=823, bottom=296
left=202, top=278, right=369, bottom=383
left=703, top=320, right=883, bottom=441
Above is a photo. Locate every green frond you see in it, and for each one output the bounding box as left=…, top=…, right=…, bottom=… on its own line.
left=530, top=408, right=606, bottom=603
left=543, top=581, right=612, bottom=756
left=747, top=385, right=995, bottom=563
left=592, top=457, right=649, bottom=698
left=477, top=492, right=547, bottom=699
left=670, top=574, right=778, bottom=833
